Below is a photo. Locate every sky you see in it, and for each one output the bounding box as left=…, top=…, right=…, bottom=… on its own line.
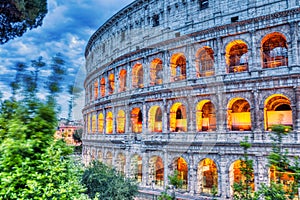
left=0, top=0, right=134, bottom=120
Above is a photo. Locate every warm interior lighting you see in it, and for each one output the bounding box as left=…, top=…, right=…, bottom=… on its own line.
left=228, top=98, right=251, bottom=131
left=170, top=53, right=186, bottom=81
left=170, top=103, right=187, bottom=132
left=92, top=114, right=96, bottom=133
left=119, top=69, right=127, bottom=92
left=94, top=81, right=98, bottom=100
left=131, top=155, right=143, bottom=182
left=98, top=113, right=104, bottom=133
left=175, top=157, right=188, bottom=189
left=196, top=100, right=217, bottom=131
left=150, top=58, right=163, bottom=85
left=132, top=63, right=144, bottom=88
left=106, top=112, right=113, bottom=134
left=117, top=110, right=126, bottom=133
left=195, top=46, right=215, bottom=77
left=131, top=108, right=142, bottom=133
left=148, top=106, right=162, bottom=133
left=225, top=40, right=248, bottom=73
left=100, top=78, right=105, bottom=97
left=198, top=158, right=218, bottom=194
left=108, top=73, right=115, bottom=94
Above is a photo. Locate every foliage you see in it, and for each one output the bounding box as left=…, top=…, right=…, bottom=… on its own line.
left=0, top=0, right=47, bottom=44
left=0, top=55, right=88, bottom=199
left=168, top=170, right=183, bottom=189
left=232, top=137, right=254, bottom=200
left=157, top=190, right=173, bottom=200
left=82, top=160, right=138, bottom=200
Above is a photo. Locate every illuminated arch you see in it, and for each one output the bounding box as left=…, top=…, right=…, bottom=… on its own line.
left=197, top=158, right=218, bottom=194
left=119, top=69, right=127, bottom=92
left=269, top=165, right=296, bottom=194
left=100, top=77, right=105, bottom=97
left=98, top=113, right=104, bottom=134
left=229, top=160, right=254, bottom=195
left=172, top=157, right=188, bottom=189
left=91, top=114, right=96, bottom=133
left=117, top=110, right=126, bottom=134
left=87, top=114, right=91, bottom=133
left=132, top=63, right=144, bottom=88
left=264, top=94, right=292, bottom=130
left=261, top=32, right=288, bottom=68
left=106, top=151, right=113, bottom=166
left=148, top=106, right=162, bottom=133
left=94, top=80, right=98, bottom=100
left=196, top=100, right=216, bottom=132
left=170, top=53, right=186, bottom=82
left=227, top=98, right=252, bottom=131
left=148, top=156, right=164, bottom=187
left=131, top=108, right=142, bottom=133
left=108, top=73, right=115, bottom=94
left=106, top=112, right=113, bottom=134
left=130, top=154, right=143, bottom=182
left=116, top=153, right=126, bottom=174
left=170, top=103, right=187, bottom=132
left=150, top=58, right=163, bottom=85
left=225, top=40, right=249, bottom=73
left=195, top=47, right=215, bottom=77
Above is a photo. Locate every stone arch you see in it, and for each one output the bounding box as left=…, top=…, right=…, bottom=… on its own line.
left=225, top=40, right=249, bottom=73
left=132, top=63, right=144, bottom=88
left=100, top=77, right=105, bottom=97
left=196, top=100, right=217, bottom=132
left=170, top=53, right=186, bottom=82
left=105, top=151, right=113, bottom=166
left=91, top=114, right=96, bottom=133
left=197, top=158, right=218, bottom=194
left=106, top=111, right=113, bottom=134
left=94, top=80, right=98, bottom=100
left=130, top=154, right=143, bottom=183
left=227, top=98, right=252, bottom=131
left=117, top=110, right=126, bottom=134
left=170, top=157, right=188, bottom=189
left=148, top=156, right=164, bottom=187
left=131, top=107, right=143, bottom=133
left=261, top=32, right=288, bottom=68
left=98, top=112, right=104, bottom=134
left=116, top=153, right=126, bottom=174
left=264, top=94, right=293, bottom=130
left=108, top=73, right=115, bottom=94
left=195, top=46, right=215, bottom=77
left=119, top=69, right=127, bottom=92
left=148, top=106, right=163, bottom=133
left=97, top=150, right=103, bottom=162
left=170, top=102, right=187, bottom=132
left=229, top=160, right=254, bottom=196
left=150, top=58, right=163, bottom=85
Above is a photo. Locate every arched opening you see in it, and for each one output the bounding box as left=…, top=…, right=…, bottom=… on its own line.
left=100, top=77, right=105, bottom=97
left=170, top=103, right=187, bottom=132
left=227, top=98, right=252, bottom=131
left=262, top=32, right=288, bottom=68
left=197, top=158, right=218, bottom=194
left=106, top=151, right=113, bottom=166
left=170, top=53, right=186, bottom=82
left=117, top=110, right=126, bottom=134
left=150, top=58, right=163, bottom=85
left=106, top=112, right=113, bottom=134
left=108, top=73, right=115, bottom=95
left=229, top=160, right=254, bottom=196
left=148, top=106, right=163, bottom=133
left=130, top=154, right=143, bottom=183
left=131, top=108, right=142, bottom=133
left=94, top=80, right=98, bottom=100
left=269, top=165, right=296, bottom=195
left=172, top=157, right=188, bottom=189
left=132, top=63, right=144, bottom=88
left=98, top=113, right=104, bottom=134
left=92, top=114, right=96, bottom=133
left=264, top=95, right=293, bottom=130
left=149, top=156, right=164, bottom=187
left=116, top=153, right=126, bottom=174
left=87, top=114, right=91, bottom=133
left=196, top=47, right=215, bottom=77
left=196, top=100, right=216, bottom=132
left=97, top=151, right=102, bottom=162
left=119, top=69, right=127, bottom=92
left=225, top=40, right=249, bottom=73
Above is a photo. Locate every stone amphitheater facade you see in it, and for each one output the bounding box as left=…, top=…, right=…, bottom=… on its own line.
left=83, top=0, right=300, bottom=199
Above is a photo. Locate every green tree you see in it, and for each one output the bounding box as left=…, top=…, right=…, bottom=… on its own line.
left=0, top=0, right=47, bottom=44
left=82, top=160, right=138, bottom=200
left=0, top=55, right=87, bottom=199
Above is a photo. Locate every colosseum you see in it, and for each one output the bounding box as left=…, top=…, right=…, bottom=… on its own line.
left=83, top=0, right=300, bottom=199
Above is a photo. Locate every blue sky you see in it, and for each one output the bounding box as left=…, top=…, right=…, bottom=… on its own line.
left=0, top=0, right=134, bottom=119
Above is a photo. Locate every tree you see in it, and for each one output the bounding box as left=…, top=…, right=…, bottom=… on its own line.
left=0, top=0, right=47, bottom=44
left=82, top=160, right=138, bottom=200
left=0, top=55, right=88, bottom=199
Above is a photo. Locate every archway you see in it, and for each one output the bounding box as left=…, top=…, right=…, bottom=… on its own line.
left=149, top=156, right=164, bottom=187
left=225, top=40, right=248, bottom=73
left=148, top=106, right=163, bottom=133
left=116, top=153, right=126, bottom=174
left=130, top=154, right=143, bottom=182
left=117, top=110, right=126, bottom=134
left=98, top=113, right=104, bottom=134
left=170, top=103, right=187, bottom=132
left=264, top=94, right=293, bottom=130
left=91, top=114, right=96, bottom=133
left=106, top=151, right=113, bottom=166
left=106, top=112, right=113, bottom=134
left=132, top=63, right=143, bottom=88
left=131, top=108, right=142, bottom=133
left=172, top=157, right=188, bottom=189
left=261, top=32, right=288, bottom=68
left=100, top=77, right=105, bottom=97
left=197, top=158, right=218, bottom=194
left=170, top=53, right=186, bottom=81
left=94, top=80, right=98, bottom=100
left=108, top=73, right=115, bottom=94
left=227, top=98, right=252, bottom=131
left=119, top=69, right=127, bottom=92
left=196, top=100, right=216, bottom=131
left=196, top=47, right=215, bottom=77
left=150, top=58, right=163, bottom=85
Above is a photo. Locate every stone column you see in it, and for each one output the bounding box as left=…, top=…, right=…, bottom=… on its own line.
left=142, top=103, right=147, bottom=134
left=188, top=153, right=196, bottom=195
left=255, top=155, right=269, bottom=189
left=289, top=21, right=299, bottom=66
left=219, top=154, right=229, bottom=199
left=125, top=151, right=131, bottom=178
left=294, top=86, right=300, bottom=142
left=187, top=96, right=194, bottom=132
left=142, top=152, right=148, bottom=187
left=163, top=150, right=169, bottom=188
left=163, top=100, right=168, bottom=133
left=252, top=89, right=263, bottom=142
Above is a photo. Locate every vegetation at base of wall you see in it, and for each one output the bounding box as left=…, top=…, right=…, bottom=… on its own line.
left=81, top=160, right=138, bottom=200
